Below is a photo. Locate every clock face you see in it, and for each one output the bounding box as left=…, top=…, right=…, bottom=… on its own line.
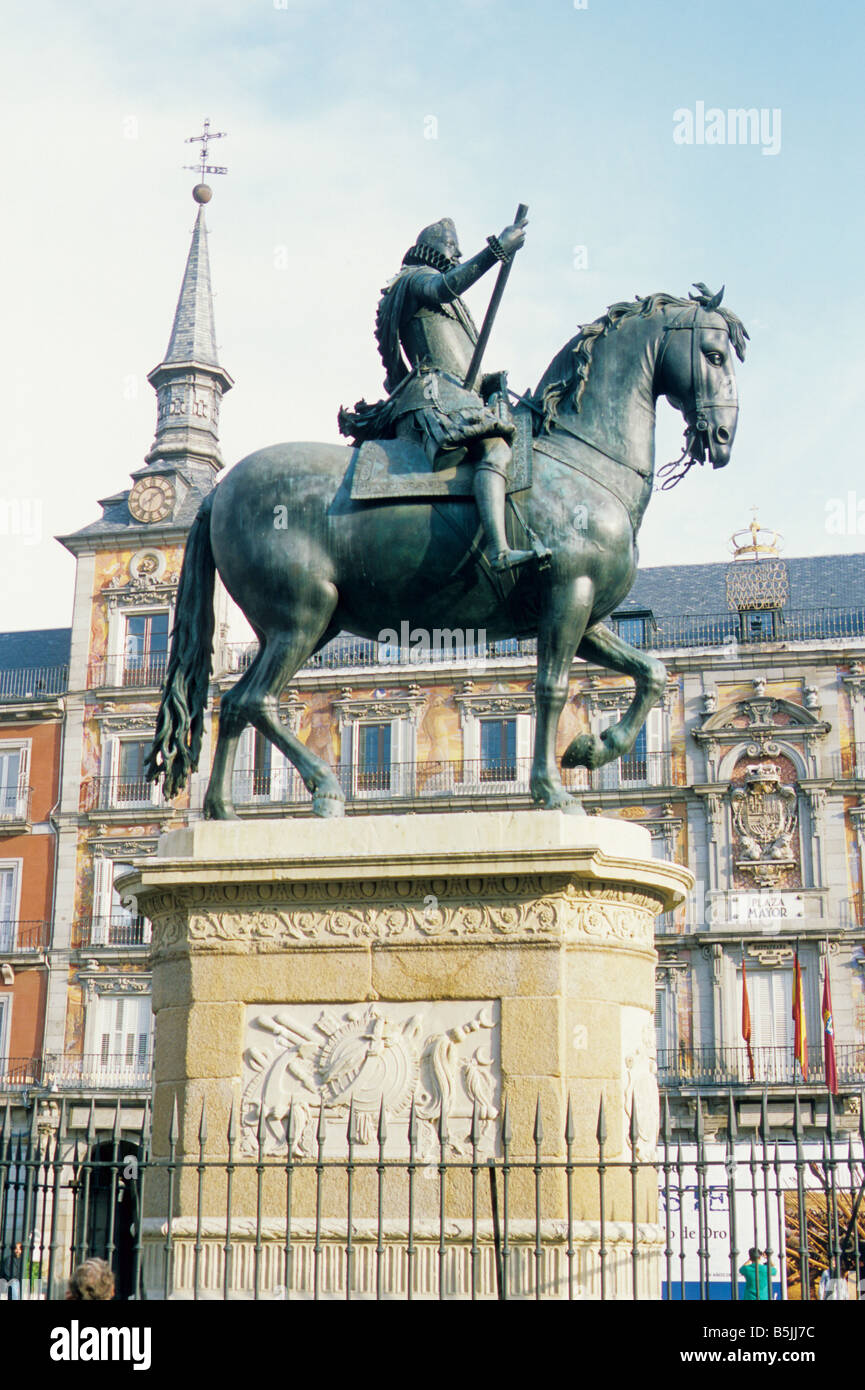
left=128, top=476, right=176, bottom=524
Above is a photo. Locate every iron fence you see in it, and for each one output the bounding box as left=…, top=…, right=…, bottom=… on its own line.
left=1, top=1090, right=863, bottom=1302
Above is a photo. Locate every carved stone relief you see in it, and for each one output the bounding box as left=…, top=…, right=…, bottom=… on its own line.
left=242, top=1001, right=500, bottom=1160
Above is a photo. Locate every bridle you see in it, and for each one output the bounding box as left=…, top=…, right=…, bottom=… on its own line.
left=654, top=299, right=737, bottom=490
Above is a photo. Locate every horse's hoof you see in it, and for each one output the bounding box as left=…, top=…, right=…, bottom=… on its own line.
left=531, top=785, right=585, bottom=814
left=561, top=733, right=603, bottom=770
left=312, top=791, right=345, bottom=819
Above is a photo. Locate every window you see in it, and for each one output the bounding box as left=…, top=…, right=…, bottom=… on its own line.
left=739, top=608, right=780, bottom=642
left=357, top=723, right=391, bottom=792
left=479, top=718, right=517, bottom=782
left=123, top=611, right=169, bottom=686
left=91, top=995, right=152, bottom=1081
left=613, top=611, right=654, bottom=647
left=113, top=740, right=156, bottom=806
left=91, top=859, right=148, bottom=946
left=0, top=744, right=28, bottom=821
left=598, top=708, right=663, bottom=789
left=738, top=968, right=796, bottom=1082
left=0, top=865, right=20, bottom=953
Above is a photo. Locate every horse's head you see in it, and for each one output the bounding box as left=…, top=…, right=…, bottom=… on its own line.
left=654, top=284, right=748, bottom=483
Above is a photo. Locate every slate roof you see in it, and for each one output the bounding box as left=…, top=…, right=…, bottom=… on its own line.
left=0, top=628, right=71, bottom=672
left=622, top=553, right=865, bottom=617
left=162, top=206, right=220, bottom=368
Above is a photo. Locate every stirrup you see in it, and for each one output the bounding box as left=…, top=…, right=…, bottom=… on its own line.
left=488, top=547, right=538, bottom=572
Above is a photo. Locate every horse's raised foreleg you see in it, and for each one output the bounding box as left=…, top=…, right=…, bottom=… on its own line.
left=562, top=623, right=666, bottom=770
left=530, top=577, right=594, bottom=813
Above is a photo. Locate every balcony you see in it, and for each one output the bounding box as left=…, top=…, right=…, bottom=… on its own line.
left=0, top=1053, right=153, bottom=1094
left=658, top=1043, right=865, bottom=1090
left=218, top=606, right=865, bottom=677
left=211, top=752, right=684, bottom=812
left=81, top=915, right=151, bottom=949
left=0, top=783, right=32, bottom=831
left=88, top=653, right=169, bottom=690
left=84, top=776, right=167, bottom=813
left=0, top=664, right=68, bottom=703
left=0, top=920, right=49, bottom=955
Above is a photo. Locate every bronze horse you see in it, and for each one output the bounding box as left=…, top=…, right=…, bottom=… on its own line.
left=146, top=286, right=747, bottom=817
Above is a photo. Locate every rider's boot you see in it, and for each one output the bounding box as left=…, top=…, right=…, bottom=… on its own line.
left=474, top=461, right=546, bottom=572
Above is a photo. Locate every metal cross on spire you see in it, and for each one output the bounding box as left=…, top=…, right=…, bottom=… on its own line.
left=184, top=117, right=228, bottom=183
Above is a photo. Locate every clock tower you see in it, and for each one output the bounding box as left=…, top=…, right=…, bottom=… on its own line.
left=48, top=132, right=236, bottom=1094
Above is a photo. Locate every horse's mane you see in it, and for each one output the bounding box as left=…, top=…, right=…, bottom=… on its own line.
left=529, top=286, right=749, bottom=434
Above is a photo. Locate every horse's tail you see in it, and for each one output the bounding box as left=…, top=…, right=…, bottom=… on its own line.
left=145, top=491, right=216, bottom=798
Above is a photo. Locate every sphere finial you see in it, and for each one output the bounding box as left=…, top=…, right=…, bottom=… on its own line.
left=193, top=184, right=213, bottom=204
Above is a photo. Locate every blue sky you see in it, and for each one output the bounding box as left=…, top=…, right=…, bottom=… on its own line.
left=2, top=0, right=864, bottom=629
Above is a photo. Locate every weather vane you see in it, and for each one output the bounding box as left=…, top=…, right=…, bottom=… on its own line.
left=184, top=118, right=228, bottom=204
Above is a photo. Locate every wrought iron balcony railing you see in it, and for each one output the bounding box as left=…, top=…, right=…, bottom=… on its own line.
left=0, top=664, right=68, bottom=703
left=84, top=776, right=167, bottom=812
left=0, top=920, right=49, bottom=954
left=210, top=751, right=685, bottom=810
left=0, top=1053, right=153, bottom=1093
left=218, top=606, right=865, bottom=676
left=657, top=1043, right=865, bottom=1089
left=88, top=654, right=169, bottom=690
left=81, top=915, right=152, bottom=949
left=0, top=783, right=32, bottom=827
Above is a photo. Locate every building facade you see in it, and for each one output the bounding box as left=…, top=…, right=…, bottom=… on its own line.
left=2, top=188, right=864, bottom=1239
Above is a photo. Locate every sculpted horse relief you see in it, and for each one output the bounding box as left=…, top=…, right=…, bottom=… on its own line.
left=145, top=208, right=747, bottom=820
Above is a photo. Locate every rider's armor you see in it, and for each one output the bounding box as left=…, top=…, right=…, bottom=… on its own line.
left=338, top=217, right=539, bottom=570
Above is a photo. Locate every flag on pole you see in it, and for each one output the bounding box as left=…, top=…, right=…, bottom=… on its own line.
left=822, top=962, right=838, bottom=1095
left=741, top=955, right=754, bottom=1081
left=793, top=950, right=807, bottom=1077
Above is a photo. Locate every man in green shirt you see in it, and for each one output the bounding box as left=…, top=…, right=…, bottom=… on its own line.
left=740, top=1247, right=776, bottom=1300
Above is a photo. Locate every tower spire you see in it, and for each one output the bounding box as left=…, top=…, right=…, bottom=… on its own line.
left=145, top=123, right=232, bottom=473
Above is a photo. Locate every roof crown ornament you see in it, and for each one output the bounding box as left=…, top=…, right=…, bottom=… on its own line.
left=725, top=508, right=789, bottom=612
left=184, top=117, right=228, bottom=205
left=730, top=509, right=783, bottom=561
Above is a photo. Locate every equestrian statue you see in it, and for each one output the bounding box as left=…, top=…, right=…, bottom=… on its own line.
left=145, top=204, right=748, bottom=818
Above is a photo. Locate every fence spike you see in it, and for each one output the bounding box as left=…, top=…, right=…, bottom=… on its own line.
left=793, top=1088, right=804, bottom=1144
left=596, top=1093, right=607, bottom=1146
left=533, top=1095, right=544, bottom=1146
left=169, top=1094, right=180, bottom=1147
left=198, top=1098, right=208, bottom=1147
left=316, top=1101, right=328, bottom=1150
left=286, top=1100, right=296, bottom=1151
left=438, top=1103, right=449, bottom=1147
left=565, top=1093, right=575, bottom=1146
left=28, top=1100, right=39, bottom=1144
left=629, top=1097, right=639, bottom=1150
left=470, top=1098, right=480, bottom=1148
left=0, top=1101, right=9, bottom=1154
left=408, top=1095, right=418, bottom=1149
left=227, top=1095, right=238, bottom=1146
left=759, top=1089, right=770, bottom=1143
left=501, top=1098, right=512, bottom=1145
left=660, top=1093, right=672, bottom=1148
left=377, top=1097, right=388, bottom=1147
left=826, top=1089, right=836, bottom=1143
left=86, top=1098, right=96, bottom=1146
left=256, top=1100, right=266, bottom=1152
left=726, top=1089, right=738, bottom=1145
left=694, top=1094, right=704, bottom=1145
left=112, top=1098, right=122, bottom=1144
left=347, top=1096, right=356, bottom=1148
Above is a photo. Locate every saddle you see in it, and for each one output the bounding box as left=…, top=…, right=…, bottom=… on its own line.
left=349, top=405, right=534, bottom=502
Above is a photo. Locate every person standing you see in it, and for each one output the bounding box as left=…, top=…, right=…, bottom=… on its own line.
left=0, top=1242, right=24, bottom=1300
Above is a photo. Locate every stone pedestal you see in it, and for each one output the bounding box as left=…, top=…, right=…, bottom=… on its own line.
left=129, top=811, right=691, bottom=1299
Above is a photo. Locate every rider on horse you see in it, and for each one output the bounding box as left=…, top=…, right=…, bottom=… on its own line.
left=338, top=214, right=543, bottom=572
